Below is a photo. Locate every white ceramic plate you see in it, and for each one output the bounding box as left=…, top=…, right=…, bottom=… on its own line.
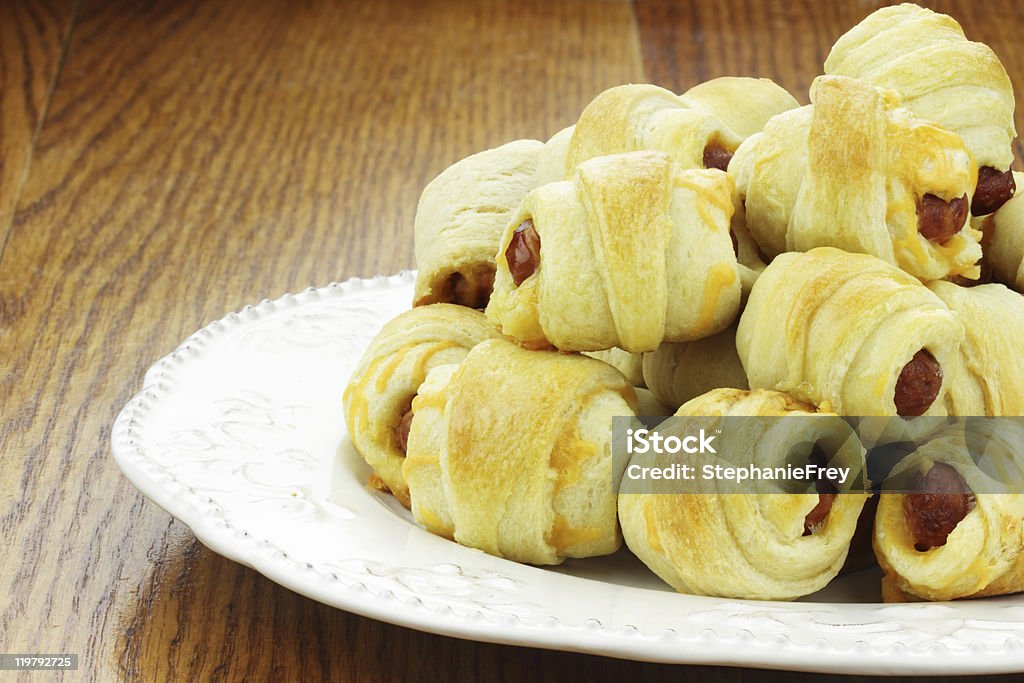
left=112, top=273, right=1024, bottom=675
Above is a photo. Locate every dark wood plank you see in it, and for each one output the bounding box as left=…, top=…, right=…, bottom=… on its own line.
left=0, top=0, right=77, bottom=251
left=0, top=0, right=643, bottom=679
left=120, top=538, right=1024, bottom=683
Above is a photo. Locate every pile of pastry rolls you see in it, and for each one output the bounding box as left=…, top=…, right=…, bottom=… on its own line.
left=344, top=3, right=1024, bottom=602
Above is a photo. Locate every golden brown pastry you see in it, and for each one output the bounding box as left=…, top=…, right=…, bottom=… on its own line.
left=825, top=3, right=1017, bottom=216
left=730, top=75, right=981, bottom=282
left=342, top=305, right=500, bottom=506
left=982, top=171, right=1024, bottom=292
left=737, top=247, right=965, bottom=416
left=562, top=78, right=795, bottom=292
left=927, top=281, right=1024, bottom=416
left=402, top=338, right=637, bottom=564
left=874, top=421, right=1024, bottom=601
left=619, top=388, right=869, bottom=600
left=487, top=151, right=740, bottom=352
left=675, top=77, right=798, bottom=288
left=640, top=322, right=748, bottom=410
left=413, top=139, right=544, bottom=308
left=567, top=79, right=797, bottom=174
left=681, top=77, right=800, bottom=140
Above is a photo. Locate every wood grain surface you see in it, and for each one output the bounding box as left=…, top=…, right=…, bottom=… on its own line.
left=0, top=1, right=1021, bottom=680
left=0, top=0, right=78, bottom=256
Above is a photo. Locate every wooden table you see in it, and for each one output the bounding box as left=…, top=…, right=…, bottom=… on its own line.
left=2, top=1, right=1022, bottom=680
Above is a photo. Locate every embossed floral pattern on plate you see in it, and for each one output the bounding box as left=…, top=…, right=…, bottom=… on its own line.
left=112, top=273, right=1024, bottom=675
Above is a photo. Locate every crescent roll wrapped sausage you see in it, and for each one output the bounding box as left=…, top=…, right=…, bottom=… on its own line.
left=737, top=247, right=965, bottom=416
left=874, top=421, right=1024, bottom=601
left=682, top=77, right=797, bottom=286
left=487, top=151, right=740, bottom=352
left=682, top=77, right=800, bottom=140
left=730, top=75, right=981, bottom=282
left=413, top=139, right=544, bottom=308
left=565, top=78, right=795, bottom=289
left=982, top=172, right=1024, bottom=292
left=619, top=388, right=869, bottom=600
left=567, top=80, right=797, bottom=174
left=927, top=281, right=1024, bottom=416
left=402, top=338, right=637, bottom=564
left=641, top=322, right=748, bottom=410
left=825, top=3, right=1017, bottom=216
left=342, top=305, right=500, bottom=506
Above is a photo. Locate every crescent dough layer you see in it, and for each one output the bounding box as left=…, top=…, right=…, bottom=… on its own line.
left=730, top=75, right=981, bottom=281
left=680, top=77, right=800, bottom=140
left=533, top=79, right=797, bottom=185
left=583, top=347, right=646, bottom=388
left=737, top=247, right=964, bottom=416
left=342, top=305, right=500, bottom=506
left=619, top=388, right=869, bottom=600
left=413, top=139, right=544, bottom=308
left=487, top=151, right=740, bottom=352
left=682, top=77, right=798, bottom=288
left=641, top=323, right=748, bottom=410
left=567, top=83, right=742, bottom=173
left=567, top=80, right=797, bottom=172
left=533, top=125, right=576, bottom=187
left=927, top=282, right=1024, bottom=416
left=403, top=338, right=637, bottom=565
left=984, top=171, right=1024, bottom=291
left=874, top=422, right=1024, bottom=601
left=825, top=3, right=1016, bottom=172
left=564, top=79, right=796, bottom=289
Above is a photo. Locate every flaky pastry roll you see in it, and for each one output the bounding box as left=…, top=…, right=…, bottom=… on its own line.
left=681, top=77, right=800, bottom=140
left=874, top=421, right=1024, bottom=601
left=730, top=75, right=981, bottom=282
left=619, top=388, right=869, bottom=600
left=566, top=80, right=797, bottom=175
left=673, top=77, right=797, bottom=287
left=563, top=78, right=794, bottom=290
left=982, top=171, right=1024, bottom=292
left=342, top=305, right=500, bottom=506
left=402, top=338, right=637, bottom=564
left=487, top=151, right=740, bottom=352
left=640, top=322, right=748, bottom=410
left=825, top=3, right=1017, bottom=216
left=927, top=281, right=1024, bottom=416
left=737, top=247, right=965, bottom=416
left=413, top=139, right=544, bottom=308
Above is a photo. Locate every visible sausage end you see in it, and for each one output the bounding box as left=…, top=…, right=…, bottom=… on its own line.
left=506, top=219, right=541, bottom=286
left=894, top=349, right=942, bottom=418
left=395, top=409, right=414, bottom=455
left=803, top=493, right=837, bottom=535
left=702, top=141, right=734, bottom=172
left=442, top=266, right=495, bottom=309
left=803, top=445, right=839, bottom=535
left=917, top=194, right=968, bottom=244
left=903, top=462, right=974, bottom=551
left=972, top=167, right=1016, bottom=216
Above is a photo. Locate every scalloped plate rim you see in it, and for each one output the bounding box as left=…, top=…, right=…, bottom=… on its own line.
left=110, top=272, right=1024, bottom=675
